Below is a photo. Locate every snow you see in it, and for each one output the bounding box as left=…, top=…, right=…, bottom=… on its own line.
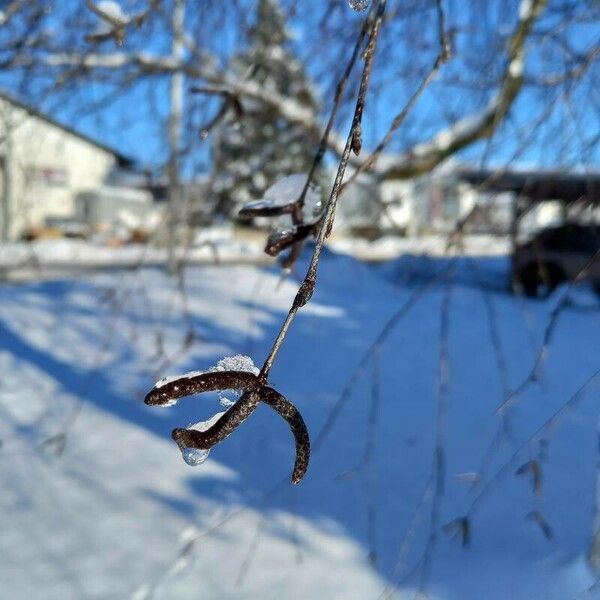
left=349, top=0, right=370, bottom=12
left=188, top=411, right=227, bottom=434
left=219, top=396, right=236, bottom=408
left=265, top=175, right=306, bottom=206
left=519, top=0, right=534, bottom=20
left=0, top=236, right=271, bottom=281
left=0, top=249, right=599, bottom=598
left=154, top=371, right=205, bottom=389
left=94, top=1, right=129, bottom=24
left=252, top=173, right=323, bottom=225
left=208, top=354, right=259, bottom=375
left=155, top=355, right=257, bottom=389
left=0, top=232, right=511, bottom=281
left=329, top=234, right=510, bottom=261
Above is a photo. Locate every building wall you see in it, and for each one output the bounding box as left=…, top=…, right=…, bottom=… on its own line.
left=0, top=99, right=116, bottom=239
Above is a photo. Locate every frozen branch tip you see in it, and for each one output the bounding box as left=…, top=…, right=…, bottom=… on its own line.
left=145, top=355, right=310, bottom=484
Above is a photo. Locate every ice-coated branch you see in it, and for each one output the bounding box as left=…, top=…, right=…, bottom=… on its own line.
left=144, top=1, right=389, bottom=485
left=144, top=369, right=257, bottom=405
left=144, top=364, right=310, bottom=484
left=171, top=389, right=261, bottom=450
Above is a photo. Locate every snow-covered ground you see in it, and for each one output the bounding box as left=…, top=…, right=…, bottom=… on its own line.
left=0, top=250, right=599, bottom=599
left=329, top=234, right=510, bottom=261
left=0, top=234, right=271, bottom=281
left=0, top=232, right=509, bottom=281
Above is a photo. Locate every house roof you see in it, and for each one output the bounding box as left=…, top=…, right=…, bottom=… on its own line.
left=0, top=89, right=135, bottom=168
left=456, top=167, right=600, bottom=204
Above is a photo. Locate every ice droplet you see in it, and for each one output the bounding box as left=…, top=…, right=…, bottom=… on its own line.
left=181, top=447, right=210, bottom=466
left=349, top=0, right=369, bottom=11
left=179, top=411, right=225, bottom=467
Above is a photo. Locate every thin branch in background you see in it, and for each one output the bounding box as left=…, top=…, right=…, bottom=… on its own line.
left=376, top=0, right=548, bottom=180
left=365, top=351, right=381, bottom=566
left=464, top=258, right=513, bottom=484
left=85, top=0, right=158, bottom=46
left=379, top=266, right=456, bottom=600
left=378, top=475, right=435, bottom=600
left=314, top=260, right=454, bottom=452
left=459, top=367, right=600, bottom=528
left=497, top=249, right=600, bottom=415
left=238, top=0, right=376, bottom=267
left=413, top=263, right=454, bottom=600
left=243, top=271, right=268, bottom=355
left=235, top=513, right=269, bottom=587
left=37, top=274, right=153, bottom=454
left=336, top=350, right=384, bottom=565
left=130, top=464, right=310, bottom=600
left=288, top=487, right=304, bottom=566
left=189, top=85, right=244, bottom=139
left=340, top=0, right=451, bottom=191
left=234, top=487, right=304, bottom=588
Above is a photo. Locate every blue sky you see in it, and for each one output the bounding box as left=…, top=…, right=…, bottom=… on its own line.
left=1, top=0, right=598, bottom=175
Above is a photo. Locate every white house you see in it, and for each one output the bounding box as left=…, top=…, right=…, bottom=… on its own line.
left=0, top=90, right=136, bottom=240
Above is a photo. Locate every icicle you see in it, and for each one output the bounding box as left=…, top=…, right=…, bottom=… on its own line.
left=181, top=447, right=210, bottom=466
left=178, top=411, right=227, bottom=467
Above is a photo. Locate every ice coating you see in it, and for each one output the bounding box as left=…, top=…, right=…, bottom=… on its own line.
left=154, top=370, right=204, bottom=389
left=153, top=355, right=257, bottom=390
left=218, top=394, right=236, bottom=408
left=178, top=411, right=226, bottom=466
left=155, top=397, right=178, bottom=408
left=264, top=174, right=306, bottom=205
left=211, top=356, right=258, bottom=407
left=188, top=411, right=226, bottom=432
left=264, top=174, right=322, bottom=223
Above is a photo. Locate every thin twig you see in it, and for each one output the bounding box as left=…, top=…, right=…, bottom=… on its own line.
left=413, top=263, right=454, bottom=599
left=314, top=259, right=454, bottom=451
left=467, top=367, right=600, bottom=519
left=258, top=0, right=387, bottom=382
left=497, top=249, right=600, bottom=415
left=340, top=0, right=451, bottom=191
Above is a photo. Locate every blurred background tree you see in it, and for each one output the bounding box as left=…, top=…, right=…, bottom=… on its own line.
left=210, top=0, right=320, bottom=217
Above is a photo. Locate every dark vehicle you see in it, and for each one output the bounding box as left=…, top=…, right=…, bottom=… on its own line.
left=512, top=224, right=600, bottom=297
